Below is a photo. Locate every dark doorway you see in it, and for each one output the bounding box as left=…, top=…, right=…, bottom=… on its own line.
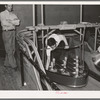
left=0, top=5, right=5, bottom=57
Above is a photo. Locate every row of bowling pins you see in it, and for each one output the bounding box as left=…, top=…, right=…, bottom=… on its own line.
left=49, top=56, right=82, bottom=77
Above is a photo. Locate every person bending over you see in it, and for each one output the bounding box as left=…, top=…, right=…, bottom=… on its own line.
left=45, top=33, right=69, bottom=70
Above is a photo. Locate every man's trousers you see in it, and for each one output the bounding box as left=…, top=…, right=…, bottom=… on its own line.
left=2, top=30, right=17, bottom=68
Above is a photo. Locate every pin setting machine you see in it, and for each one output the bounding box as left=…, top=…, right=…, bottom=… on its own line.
left=17, top=22, right=100, bottom=89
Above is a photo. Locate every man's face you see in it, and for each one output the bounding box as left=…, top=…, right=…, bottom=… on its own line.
left=5, top=5, right=13, bottom=12
left=51, top=44, right=56, bottom=50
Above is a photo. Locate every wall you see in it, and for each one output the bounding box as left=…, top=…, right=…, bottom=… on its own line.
left=83, top=5, right=100, bottom=23
left=14, top=5, right=33, bottom=31
left=0, top=5, right=6, bottom=56
left=36, top=5, right=80, bottom=25
left=13, top=5, right=33, bottom=72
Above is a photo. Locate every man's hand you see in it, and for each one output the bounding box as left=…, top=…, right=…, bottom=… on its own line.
left=6, top=18, right=20, bottom=26
left=64, top=45, right=69, bottom=49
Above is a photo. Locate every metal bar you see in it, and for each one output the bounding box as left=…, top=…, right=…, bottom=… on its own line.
left=41, top=4, right=44, bottom=25
left=33, top=4, right=35, bottom=26
left=98, top=28, right=100, bottom=35
left=26, top=23, right=100, bottom=31
left=82, top=27, right=86, bottom=68
left=94, top=27, right=98, bottom=51
left=40, top=4, right=45, bottom=65
left=80, top=4, right=83, bottom=23
left=89, top=69, right=100, bottom=82
left=74, top=29, right=83, bottom=35
left=42, top=30, right=45, bottom=65
left=20, top=51, right=24, bottom=86
left=43, top=29, right=56, bottom=39
left=79, top=5, right=83, bottom=40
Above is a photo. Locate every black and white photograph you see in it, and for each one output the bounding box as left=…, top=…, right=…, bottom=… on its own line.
left=1, top=2, right=100, bottom=98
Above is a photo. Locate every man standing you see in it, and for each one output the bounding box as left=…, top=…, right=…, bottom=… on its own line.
left=0, top=4, right=20, bottom=70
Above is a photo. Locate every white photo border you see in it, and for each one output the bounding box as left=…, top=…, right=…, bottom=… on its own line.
left=0, top=1, right=100, bottom=98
